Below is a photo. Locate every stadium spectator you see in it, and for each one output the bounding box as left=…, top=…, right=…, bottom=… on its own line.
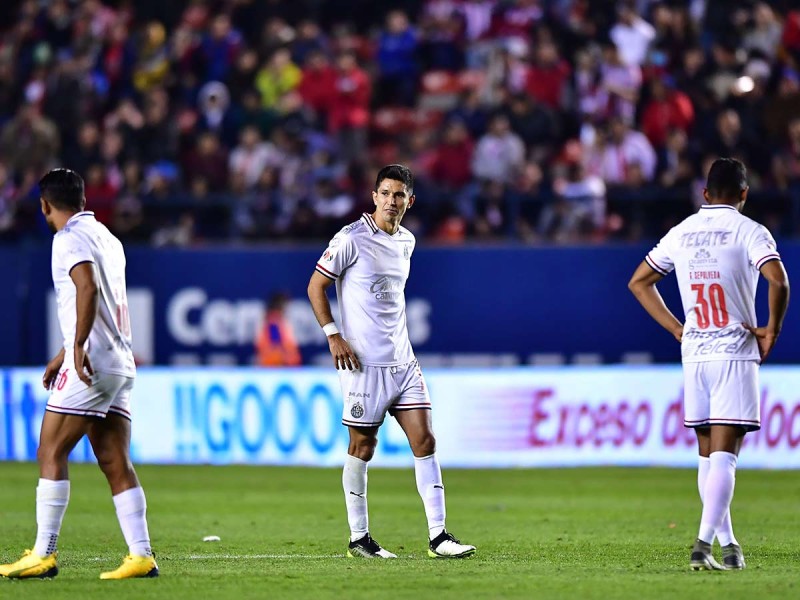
left=471, top=113, right=525, bottom=184
left=419, top=0, right=465, bottom=72
left=430, top=119, right=475, bottom=191
left=329, top=51, right=370, bottom=164
left=524, top=39, right=571, bottom=110
left=600, top=42, right=643, bottom=125
left=503, top=92, right=559, bottom=157
left=183, top=132, right=229, bottom=192
left=84, top=163, right=117, bottom=225
left=538, top=162, right=606, bottom=242
left=298, top=50, right=337, bottom=126
left=200, top=14, right=242, bottom=83
left=133, top=22, right=170, bottom=93
left=610, top=0, right=656, bottom=67
left=640, top=77, right=694, bottom=150
left=587, top=117, right=657, bottom=186
left=0, top=104, right=59, bottom=173
left=743, top=2, right=783, bottom=59
left=66, top=121, right=103, bottom=177
left=291, top=20, right=329, bottom=67
left=255, top=48, right=302, bottom=110
left=376, top=11, right=419, bottom=107
left=229, top=125, right=280, bottom=189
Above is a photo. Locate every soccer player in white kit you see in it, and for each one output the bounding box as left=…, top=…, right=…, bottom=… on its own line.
left=628, top=158, right=789, bottom=571
left=307, top=164, right=476, bottom=559
left=0, top=169, right=158, bottom=580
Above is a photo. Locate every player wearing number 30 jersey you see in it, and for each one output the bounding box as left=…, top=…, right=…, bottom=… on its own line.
left=1, top=169, right=157, bottom=581
left=629, top=158, right=789, bottom=573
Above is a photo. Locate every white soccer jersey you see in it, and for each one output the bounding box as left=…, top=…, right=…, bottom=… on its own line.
left=51, top=211, right=136, bottom=376
left=645, top=204, right=781, bottom=363
left=316, top=213, right=416, bottom=366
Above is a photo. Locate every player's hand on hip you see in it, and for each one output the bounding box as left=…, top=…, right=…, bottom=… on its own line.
left=672, top=325, right=683, bottom=343
left=743, top=323, right=778, bottom=362
left=74, top=346, right=95, bottom=386
left=42, top=350, right=65, bottom=389
left=328, top=334, right=361, bottom=371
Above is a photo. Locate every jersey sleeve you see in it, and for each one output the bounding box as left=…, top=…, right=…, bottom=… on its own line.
left=315, top=231, right=358, bottom=280
left=748, top=225, right=781, bottom=270
left=52, top=231, right=95, bottom=274
left=644, top=232, right=675, bottom=276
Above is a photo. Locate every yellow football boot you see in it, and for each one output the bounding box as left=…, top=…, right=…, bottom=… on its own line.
left=99, top=554, right=159, bottom=580
left=0, top=549, right=58, bottom=579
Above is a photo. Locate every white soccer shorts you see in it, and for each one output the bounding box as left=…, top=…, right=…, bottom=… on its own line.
left=683, top=360, right=760, bottom=431
left=47, top=366, right=134, bottom=420
left=339, top=360, right=431, bottom=427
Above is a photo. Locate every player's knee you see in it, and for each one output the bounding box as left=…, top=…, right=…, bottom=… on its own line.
left=95, top=449, right=132, bottom=477
left=348, top=437, right=377, bottom=461
left=411, top=432, right=436, bottom=457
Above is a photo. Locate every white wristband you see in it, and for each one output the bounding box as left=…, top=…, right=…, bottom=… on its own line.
left=322, top=322, right=339, bottom=337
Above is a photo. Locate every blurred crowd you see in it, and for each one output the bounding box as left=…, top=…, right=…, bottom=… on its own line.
left=1, top=0, right=800, bottom=245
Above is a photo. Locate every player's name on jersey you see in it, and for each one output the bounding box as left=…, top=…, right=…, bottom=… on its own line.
left=679, top=230, right=732, bottom=248
left=689, top=270, right=721, bottom=280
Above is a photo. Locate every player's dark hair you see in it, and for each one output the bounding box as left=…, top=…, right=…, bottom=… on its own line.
left=706, top=158, right=747, bottom=200
left=375, top=164, right=414, bottom=195
left=39, top=168, right=85, bottom=211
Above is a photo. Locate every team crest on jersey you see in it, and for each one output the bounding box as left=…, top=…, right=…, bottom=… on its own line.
left=350, top=402, right=364, bottom=419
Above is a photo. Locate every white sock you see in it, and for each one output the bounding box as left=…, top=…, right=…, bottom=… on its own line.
left=698, top=456, right=738, bottom=546
left=698, top=451, right=737, bottom=544
left=414, top=454, right=446, bottom=540
left=343, top=455, right=369, bottom=542
left=34, top=479, right=70, bottom=557
left=113, top=487, right=152, bottom=557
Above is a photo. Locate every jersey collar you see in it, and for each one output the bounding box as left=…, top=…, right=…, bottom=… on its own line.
left=699, top=205, right=737, bottom=212
left=361, top=213, right=380, bottom=234
left=65, top=211, right=95, bottom=225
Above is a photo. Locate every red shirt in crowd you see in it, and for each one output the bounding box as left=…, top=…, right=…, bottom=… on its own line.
left=431, top=139, right=475, bottom=189
left=329, top=66, right=371, bottom=132
left=525, top=60, right=571, bottom=109
left=298, top=65, right=337, bottom=116
left=640, top=89, right=694, bottom=148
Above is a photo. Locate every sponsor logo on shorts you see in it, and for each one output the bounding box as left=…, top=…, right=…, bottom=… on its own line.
left=351, top=402, right=364, bottom=419
left=349, top=392, right=370, bottom=398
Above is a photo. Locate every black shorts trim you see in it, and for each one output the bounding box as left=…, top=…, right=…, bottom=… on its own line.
left=684, top=419, right=760, bottom=433
left=389, top=405, right=432, bottom=413
left=342, top=419, right=383, bottom=428
left=107, top=408, right=132, bottom=421
left=46, top=405, right=105, bottom=419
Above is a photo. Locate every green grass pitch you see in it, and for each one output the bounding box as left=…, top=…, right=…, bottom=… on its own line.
left=1, top=463, right=798, bottom=599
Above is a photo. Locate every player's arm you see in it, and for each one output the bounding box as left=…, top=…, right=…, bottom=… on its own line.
left=71, top=262, right=99, bottom=385
left=744, top=260, right=790, bottom=362
left=307, top=271, right=360, bottom=371
left=628, top=261, right=684, bottom=342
